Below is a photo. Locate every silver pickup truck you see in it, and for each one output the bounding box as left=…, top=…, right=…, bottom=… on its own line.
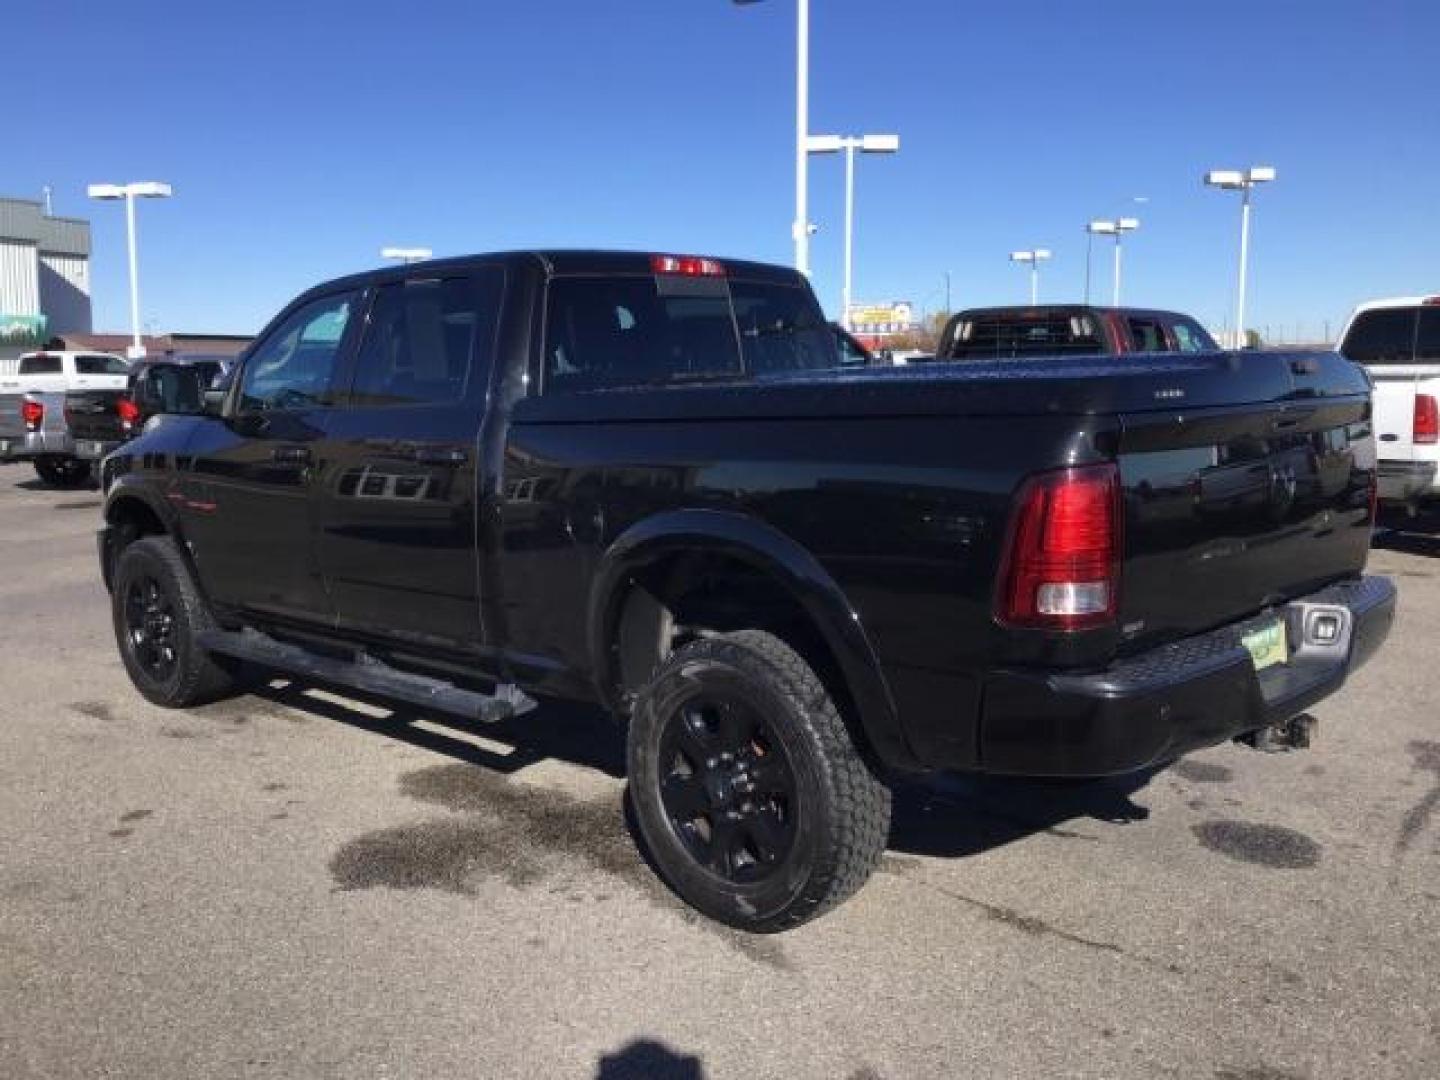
left=0, top=350, right=130, bottom=487
left=0, top=390, right=94, bottom=486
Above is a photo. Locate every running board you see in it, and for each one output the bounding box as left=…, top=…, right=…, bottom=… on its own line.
left=196, top=627, right=536, bottom=724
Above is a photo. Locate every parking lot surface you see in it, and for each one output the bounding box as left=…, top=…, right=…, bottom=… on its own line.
left=1, top=466, right=1437, bottom=1080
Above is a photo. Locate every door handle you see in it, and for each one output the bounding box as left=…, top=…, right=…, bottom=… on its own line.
left=272, top=445, right=312, bottom=464
left=413, top=447, right=468, bottom=466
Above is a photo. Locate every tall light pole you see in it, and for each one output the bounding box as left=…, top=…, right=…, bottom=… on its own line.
left=1009, top=249, right=1052, bottom=306
left=381, top=247, right=433, bottom=265
left=88, top=181, right=172, bottom=360
left=1088, top=218, right=1138, bottom=306
left=808, top=133, right=899, bottom=326
left=734, top=0, right=812, bottom=275
left=1205, top=166, right=1276, bottom=348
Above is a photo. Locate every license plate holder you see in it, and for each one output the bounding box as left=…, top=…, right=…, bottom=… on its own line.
left=1242, top=618, right=1289, bottom=672
left=78, top=440, right=105, bottom=458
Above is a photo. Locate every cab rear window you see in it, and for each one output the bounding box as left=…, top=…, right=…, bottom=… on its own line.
left=1342, top=308, right=1417, bottom=365
left=543, top=276, right=836, bottom=392
left=18, top=355, right=62, bottom=375
left=946, top=314, right=1105, bottom=360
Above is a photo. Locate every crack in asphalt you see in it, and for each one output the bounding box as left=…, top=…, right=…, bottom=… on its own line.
left=879, top=856, right=1183, bottom=976
left=1395, top=740, right=1440, bottom=859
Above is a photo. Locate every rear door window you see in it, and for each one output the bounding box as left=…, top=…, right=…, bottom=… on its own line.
left=18, top=355, right=62, bottom=375
left=348, top=270, right=504, bottom=406
left=1341, top=308, right=1417, bottom=365
left=1127, top=318, right=1171, bottom=353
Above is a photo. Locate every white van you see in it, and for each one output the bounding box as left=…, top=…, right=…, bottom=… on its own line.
left=1337, top=297, right=1440, bottom=513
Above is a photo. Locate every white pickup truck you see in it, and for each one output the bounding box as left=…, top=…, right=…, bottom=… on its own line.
left=1337, top=297, right=1440, bottom=514
left=0, top=350, right=130, bottom=486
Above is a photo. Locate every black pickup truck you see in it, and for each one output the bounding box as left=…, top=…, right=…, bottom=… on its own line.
left=97, top=250, right=1394, bottom=931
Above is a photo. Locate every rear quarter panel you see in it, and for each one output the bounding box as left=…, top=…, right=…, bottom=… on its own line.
left=498, top=405, right=1113, bottom=768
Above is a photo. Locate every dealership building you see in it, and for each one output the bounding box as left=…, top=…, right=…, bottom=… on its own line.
left=0, top=196, right=92, bottom=354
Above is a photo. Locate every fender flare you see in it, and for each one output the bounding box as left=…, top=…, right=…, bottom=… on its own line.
left=100, top=478, right=202, bottom=596
left=587, top=508, right=918, bottom=770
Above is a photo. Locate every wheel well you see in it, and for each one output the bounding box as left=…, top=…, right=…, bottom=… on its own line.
left=611, top=551, right=866, bottom=753
left=103, top=497, right=167, bottom=587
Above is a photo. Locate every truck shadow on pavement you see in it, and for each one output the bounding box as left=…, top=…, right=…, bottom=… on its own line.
left=1373, top=509, right=1440, bottom=556
left=245, top=679, right=1156, bottom=861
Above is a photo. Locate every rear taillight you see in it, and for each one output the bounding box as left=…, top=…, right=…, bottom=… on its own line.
left=1414, top=394, right=1438, bottom=445
left=998, top=463, right=1122, bottom=630
left=117, top=397, right=141, bottom=431
left=20, top=399, right=43, bottom=432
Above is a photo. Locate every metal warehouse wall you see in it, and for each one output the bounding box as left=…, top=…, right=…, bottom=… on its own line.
left=39, top=252, right=92, bottom=333
left=0, top=240, right=40, bottom=316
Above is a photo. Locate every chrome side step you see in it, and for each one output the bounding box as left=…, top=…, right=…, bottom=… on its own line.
left=196, top=627, right=536, bottom=724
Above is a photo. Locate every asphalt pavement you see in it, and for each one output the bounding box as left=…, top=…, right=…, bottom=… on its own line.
left=1, top=466, right=1437, bottom=1079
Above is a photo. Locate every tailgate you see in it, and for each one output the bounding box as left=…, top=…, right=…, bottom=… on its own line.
left=0, top=394, right=23, bottom=439
left=64, top=389, right=129, bottom=442
left=1367, top=367, right=1440, bottom=464
left=1116, top=350, right=1374, bottom=654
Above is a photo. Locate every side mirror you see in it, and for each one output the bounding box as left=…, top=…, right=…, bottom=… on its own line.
left=201, top=388, right=228, bottom=417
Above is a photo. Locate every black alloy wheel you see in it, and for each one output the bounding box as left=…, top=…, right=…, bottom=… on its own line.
left=111, top=537, right=241, bottom=708
left=657, top=695, right=799, bottom=884
left=627, top=629, right=891, bottom=933
left=123, top=573, right=180, bottom=682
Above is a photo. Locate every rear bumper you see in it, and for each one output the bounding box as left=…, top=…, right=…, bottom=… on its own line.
left=978, top=575, right=1396, bottom=777
left=74, top=437, right=124, bottom=460
left=1377, top=459, right=1437, bottom=505
left=0, top=430, right=75, bottom=461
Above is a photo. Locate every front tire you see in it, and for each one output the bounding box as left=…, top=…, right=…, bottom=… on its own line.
left=34, top=456, right=92, bottom=487
left=112, top=537, right=239, bottom=708
left=627, top=629, right=891, bottom=932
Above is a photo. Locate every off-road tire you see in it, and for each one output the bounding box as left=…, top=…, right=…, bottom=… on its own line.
left=112, top=536, right=240, bottom=708
left=34, top=456, right=92, bottom=488
left=627, top=629, right=891, bottom=932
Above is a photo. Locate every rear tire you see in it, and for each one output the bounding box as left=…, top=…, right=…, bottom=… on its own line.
left=112, top=536, right=239, bottom=708
left=627, top=629, right=891, bottom=932
left=34, top=456, right=92, bottom=488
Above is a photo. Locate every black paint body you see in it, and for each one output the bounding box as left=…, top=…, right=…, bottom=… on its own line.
left=99, top=251, right=1393, bottom=775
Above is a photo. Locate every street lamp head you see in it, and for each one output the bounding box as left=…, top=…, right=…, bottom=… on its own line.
left=1088, top=220, right=1117, bottom=234
left=1205, top=169, right=1246, bottom=189
left=1010, top=251, right=1035, bottom=263
left=804, top=134, right=844, bottom=154
left=1117, top=217, right=1139, bottom=232
left=381, top=247, right=433, bottom=263
left=1247, top=165, right=1277, bottom=184
left=1033, top=248, right=1053, bottom=261
left=860, top=133, right=899, bottom=154
left=89, top=181, right=173, bottom=200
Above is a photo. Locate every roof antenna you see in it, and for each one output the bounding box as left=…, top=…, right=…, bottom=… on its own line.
left=42, top=185, right=53, bottom=215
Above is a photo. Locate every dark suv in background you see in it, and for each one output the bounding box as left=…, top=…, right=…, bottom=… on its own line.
left=66, top=355, right=233, bottom=462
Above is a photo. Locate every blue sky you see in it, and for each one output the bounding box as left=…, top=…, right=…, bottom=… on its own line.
left=9, top=0, right=1437, bottom=339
